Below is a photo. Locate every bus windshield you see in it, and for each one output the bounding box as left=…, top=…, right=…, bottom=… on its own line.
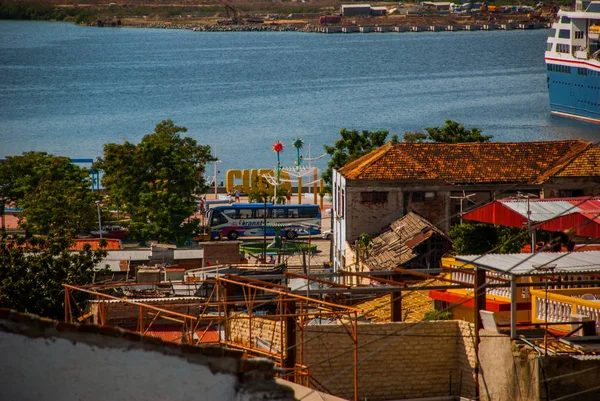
left=209, top=203, right=321, bottom=241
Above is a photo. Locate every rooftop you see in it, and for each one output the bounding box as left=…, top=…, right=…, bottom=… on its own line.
left=454, top=250, right=600, bottom=276
left=338, top=140, right=598, bottom=184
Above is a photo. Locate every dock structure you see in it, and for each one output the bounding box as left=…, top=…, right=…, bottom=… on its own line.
left=312, top=22, right=549, bottom=34
left=376, top=25, right=394, bottom=32
left=482, top=24, right=498, bottom=30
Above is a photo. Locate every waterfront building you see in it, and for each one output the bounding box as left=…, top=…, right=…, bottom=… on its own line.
left=330, top=140, right=600, bottom=271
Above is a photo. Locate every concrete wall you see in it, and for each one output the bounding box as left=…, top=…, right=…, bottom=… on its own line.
left=301, top=320, right=477, bottom=400
left=541, top=356, right=600, bottom=401
left=0, top=309, right=295, bottom=401
left=478, top=329, right=600, bottom=401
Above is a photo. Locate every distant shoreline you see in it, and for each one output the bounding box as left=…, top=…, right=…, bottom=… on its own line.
left=88, top=20, right=551, bottom=34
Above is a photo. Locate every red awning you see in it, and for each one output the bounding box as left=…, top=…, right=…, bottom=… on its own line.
left=462, top=197, right=600, bottom=238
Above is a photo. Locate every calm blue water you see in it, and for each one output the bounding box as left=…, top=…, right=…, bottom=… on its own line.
left=0, top=20, right=597, bottom=172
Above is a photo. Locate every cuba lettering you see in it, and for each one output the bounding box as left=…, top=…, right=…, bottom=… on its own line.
left=225, top=169, right=292, bottom=194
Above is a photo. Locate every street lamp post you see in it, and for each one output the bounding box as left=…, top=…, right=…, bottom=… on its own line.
left=515, top=192, right=538, bottom=253
left=95, top=200, right=102, bottom=239
left=534, top=263, right=557, bottom=356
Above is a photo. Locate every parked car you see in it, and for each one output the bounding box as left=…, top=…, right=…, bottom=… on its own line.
left=322, top=229, right=332, bottom=240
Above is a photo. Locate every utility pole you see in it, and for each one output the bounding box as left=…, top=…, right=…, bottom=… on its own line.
left=450, top=191, right=475, bottom=224
left=515, top=192, right=538, bottom=253
left=95, top=200, right=102, bottom=239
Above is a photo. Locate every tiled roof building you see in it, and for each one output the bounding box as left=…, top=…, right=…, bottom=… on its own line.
left=331, top=140, right=600, bottom=271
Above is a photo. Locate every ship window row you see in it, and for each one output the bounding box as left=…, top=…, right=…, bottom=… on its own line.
left=557, top=43, right=570, bottom=53
left=547, top=64, right=571, bottom=74
left=574, top=31, right=584, bottom=39
left=576, top=68, right=600, bottom=77
left=560, top=16, right=570, bottom=24
left=547, top=42, right=553, bottom=51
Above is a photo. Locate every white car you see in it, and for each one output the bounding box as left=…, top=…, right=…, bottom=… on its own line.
left=322, top=229, right=332, bottom=240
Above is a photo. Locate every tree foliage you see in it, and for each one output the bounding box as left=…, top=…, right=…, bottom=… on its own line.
left=403, top=120, right=492, bottom=143
left=96, top=120, right=215, bottom=244
left=0, top=152, right=98, bottom=235
left=449, top=223, right=528, bottom=255
left=247, top=176, right=286, bottom=204
left=0, top=232, right=107, bottom=320
left=322, top=129, right=389, bottom=192
left=423, top=310, right=454, bottom=320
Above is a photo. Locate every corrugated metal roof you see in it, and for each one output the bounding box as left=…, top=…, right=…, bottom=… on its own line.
left=500, top=197, right=600, bottom=223
left=174, top=249, right=204, bottom=259
left=89, top=296, right=206, bottom=304
left=103, top=250, right=151, bottom=260
left=455, top=251, right=600, bottom=276
left=463, top=197, right=600, bottom=238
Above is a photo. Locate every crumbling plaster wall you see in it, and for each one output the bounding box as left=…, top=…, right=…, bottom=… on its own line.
left=0, top=309, right=295, bottom=401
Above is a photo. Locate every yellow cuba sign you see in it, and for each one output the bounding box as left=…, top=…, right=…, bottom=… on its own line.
left=225, top=169, right=292, bottom=194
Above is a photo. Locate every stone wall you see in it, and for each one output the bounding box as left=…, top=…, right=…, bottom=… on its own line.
left=457, top=320, right=478, bottom=398
left=228, top=313, right=284, bottom=355
left=301, top=320, right=477, bottom=400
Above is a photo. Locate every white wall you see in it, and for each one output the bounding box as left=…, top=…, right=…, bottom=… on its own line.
left=0, top=331, right=239, bottom=401
left=332, top=169, right=347, bottom=271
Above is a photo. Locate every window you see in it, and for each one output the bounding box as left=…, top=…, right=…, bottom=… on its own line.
left=548, top=28, right=556, bottom=38
left=360, top=191, right=388, bottom=203
left=560, top=16, right=570, bottom=23
left=411, top=191, right=437, bottom=202
left=557, top=43, right=570, bottom=53
left=575, top=31, right=584, bottom=39
left=559, top=189, right=584, bottom=197
left=558, top=29, right=570, bottom=39
left=222, top=209, right=237, bottom=219
left=272, top=208, right=287, bottom=218
left=341, top=189, right=345, bottom=217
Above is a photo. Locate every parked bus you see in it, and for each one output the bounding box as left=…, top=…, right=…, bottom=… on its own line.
left=208, top=203, right=321, bottom=240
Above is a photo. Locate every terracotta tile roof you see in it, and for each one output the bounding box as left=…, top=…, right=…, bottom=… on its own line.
left=365, top=212, right=451, bottom=271
left=69, top=238, right=123, bottom=251
left=338, top=140, right=598, bottom=184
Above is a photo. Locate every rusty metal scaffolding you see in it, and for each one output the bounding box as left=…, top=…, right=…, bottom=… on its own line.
left=63, top=274, right=361, bottom=400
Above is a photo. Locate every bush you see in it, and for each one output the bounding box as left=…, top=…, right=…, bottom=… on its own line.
left=423, top=310, right=454, bottom=321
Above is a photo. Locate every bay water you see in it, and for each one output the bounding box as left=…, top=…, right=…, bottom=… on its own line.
left=0, top=20, right=597, bottom=173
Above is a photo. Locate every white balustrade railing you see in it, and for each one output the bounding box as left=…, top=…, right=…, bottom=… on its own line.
left=535, top=297, right=573, bottom=322
left=576, top=305, right=600, bottom=332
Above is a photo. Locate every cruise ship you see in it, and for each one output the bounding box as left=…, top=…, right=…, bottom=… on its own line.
left=545, top=0, right=600, bottom=123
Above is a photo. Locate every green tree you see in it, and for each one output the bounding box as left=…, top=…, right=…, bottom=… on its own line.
left=357, top=232, right=373, bottom=260
left=0, top=152, right=98, bottom=235
left=322, top=129, right=389, bottom=193
left=0, top=232, right=107, bottom=319
left=403, top=120, right=492, bottom=143
left=449, top=223, right=528, bottom=255
left=96, top=120, right=215, bottom=244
